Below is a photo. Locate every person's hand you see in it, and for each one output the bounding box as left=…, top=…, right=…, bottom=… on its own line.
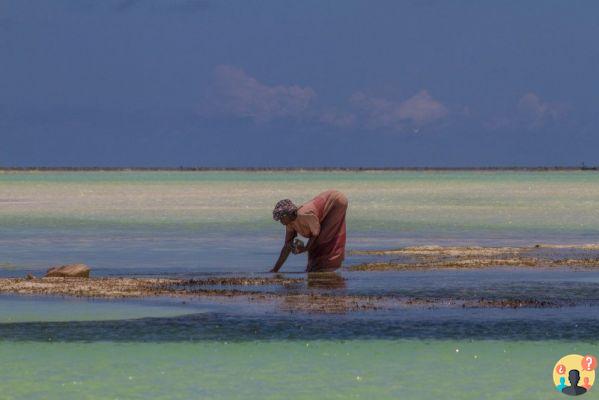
left=292, top=243, right=306, bottom=254
left=290, top=239, right=306, bottom=254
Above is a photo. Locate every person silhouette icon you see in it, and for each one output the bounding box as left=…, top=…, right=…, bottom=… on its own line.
left=556, top=377, right=567, bottom=392
left=562, top=369, right=587, bottom=396
left=582, top=376, right=591, bottom=390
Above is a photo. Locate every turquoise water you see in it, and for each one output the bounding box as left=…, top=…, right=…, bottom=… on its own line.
left=1, top=170, right=599, bottom=274
left=1, top=171, right=599, bottom=398
left=0, top=296, right=199, bottom=323
left=1, top=340, right=597, bottom=399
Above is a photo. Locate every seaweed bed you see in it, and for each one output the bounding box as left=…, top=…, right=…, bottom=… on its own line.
left=0, top=275, right=560, bottom=313
left=1, top=244, right=599, bottom=313
left=349, top=243, right=599, bottom=271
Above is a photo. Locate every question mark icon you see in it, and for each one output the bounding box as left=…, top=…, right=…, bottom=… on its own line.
left=556, top=363, right=566, bottom=374
left=581, top=354, right=597, bottom=371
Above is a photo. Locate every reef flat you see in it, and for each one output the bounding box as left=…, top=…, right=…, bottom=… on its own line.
left=1, top=244, right=598, bottom=313
left=349, top=244, right=599, bottom=271
left=0, top=274, right=574, bottom=313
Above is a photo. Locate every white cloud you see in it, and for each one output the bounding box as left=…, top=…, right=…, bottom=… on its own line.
left=202, top=65, right=316, bottom=123
left=517, top=92, right=562, bottom=127
left=201, top=66, right=454, bottom=133
left=349, top=90, right=448, bottom=131
left=319, top=110, right=356, bottom=128
left=397, top=90, right=449, bottom=124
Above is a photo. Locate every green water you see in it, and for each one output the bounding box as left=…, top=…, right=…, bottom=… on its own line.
left=1, top=171, right=599, bottom=398
left=1, top=340, right=595, bottom=399
left=0, top=297, right=197, bottom=323
left=2, top=170, right=599, bottom=274
left=2, top=170, right=599, bottom=235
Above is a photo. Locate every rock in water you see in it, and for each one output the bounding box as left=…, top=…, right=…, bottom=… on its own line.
left=45, top=264, right=90, bottom=278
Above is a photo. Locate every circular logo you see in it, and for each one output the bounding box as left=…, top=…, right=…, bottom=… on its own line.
left=553, top=354, right=596, bottom=396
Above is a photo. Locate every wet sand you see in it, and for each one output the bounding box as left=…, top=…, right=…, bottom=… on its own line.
left=349, top=243, right=599, bottom=271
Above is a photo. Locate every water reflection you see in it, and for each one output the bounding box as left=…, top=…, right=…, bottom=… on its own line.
left=307, top=272, right=346, bottom=290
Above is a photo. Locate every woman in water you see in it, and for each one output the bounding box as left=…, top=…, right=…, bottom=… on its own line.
left=271, top=190, right=348, bottom=273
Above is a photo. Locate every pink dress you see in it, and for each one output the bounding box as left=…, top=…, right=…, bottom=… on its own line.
left=285, top=190, right=348, bottom=272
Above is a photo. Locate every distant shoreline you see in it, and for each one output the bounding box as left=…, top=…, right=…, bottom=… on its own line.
left=0, top=166, right=597, bottom=172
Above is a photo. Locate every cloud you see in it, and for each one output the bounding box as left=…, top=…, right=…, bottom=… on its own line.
left=486, top=92, right=565, bottom=131
left=201, top=65, right=452, bottom=132
left=319, top=110, right=356, bottom=128
left=202, top=65, right=316, bottom=123
left=349, top=90, right=448, bottom=132
left=396, top=90, right=449, bottom=124
left=517, top=92, right=563, bottom=128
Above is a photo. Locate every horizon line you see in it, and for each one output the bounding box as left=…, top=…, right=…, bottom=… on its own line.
left=0, top=166, right=598, bottom=172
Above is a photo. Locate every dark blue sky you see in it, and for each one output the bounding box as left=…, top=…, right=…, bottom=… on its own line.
left=2, top=0, right=599, bottom=167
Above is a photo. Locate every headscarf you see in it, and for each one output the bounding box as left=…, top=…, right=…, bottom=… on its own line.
left=272, top=199, right=297, bottom=221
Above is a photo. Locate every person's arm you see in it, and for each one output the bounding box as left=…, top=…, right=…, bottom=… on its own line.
left=300, top=235, right=318, bottom=254
left=270, top=228, right=296, bottom=272
left=270, top=243, right=292, bottom=272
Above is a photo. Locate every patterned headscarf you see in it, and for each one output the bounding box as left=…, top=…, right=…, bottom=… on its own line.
left=272, top=199, right=297, bottom=221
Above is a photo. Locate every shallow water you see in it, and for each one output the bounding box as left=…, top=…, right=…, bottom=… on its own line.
left=1, top=170, right=599, bottom=274
left=1, top=171, right=599, bottom=398
left=1, top=340, right=597, bottom=400
left=0, top=295, right=201, bottom=323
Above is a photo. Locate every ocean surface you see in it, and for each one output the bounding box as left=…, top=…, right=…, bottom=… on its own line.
left=1, top=170, right=599, bottom=399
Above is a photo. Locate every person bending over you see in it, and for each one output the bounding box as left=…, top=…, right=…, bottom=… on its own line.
left=271, top=190, right=348, bottom=273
